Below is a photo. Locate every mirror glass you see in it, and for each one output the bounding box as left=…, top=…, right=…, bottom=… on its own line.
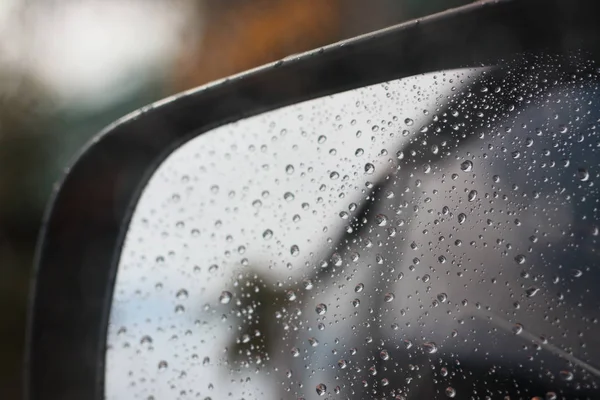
left=106, top=54, right=600, bottom=399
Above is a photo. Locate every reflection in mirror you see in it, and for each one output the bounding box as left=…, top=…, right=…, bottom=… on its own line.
left=106, top=54, right=600, bottom=399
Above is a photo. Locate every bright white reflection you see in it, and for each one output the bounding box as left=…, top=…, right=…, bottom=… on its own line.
left=0, top=0, right=196, bottom=109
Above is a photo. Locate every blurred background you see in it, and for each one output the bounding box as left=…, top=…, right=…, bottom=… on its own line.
left=0, top=0, right=473, bottom=398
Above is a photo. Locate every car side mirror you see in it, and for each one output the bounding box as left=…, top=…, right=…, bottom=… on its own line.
left=26, top=1, right=600, bottom=399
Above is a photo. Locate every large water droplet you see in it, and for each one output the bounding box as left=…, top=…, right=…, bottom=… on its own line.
left=467, top=190, right=477, bottom=202
left=290, top=347, right=300, bottom=357
left=286, top=290, right=297, bottom=301
left=380, top=349, right=390, bottom=360
left=577, top=167, right=590, bottom=181
left=375, top=214, right=388, bottom=226
left=284, top=192, right=295, bottom=202
left=445, top=387, right=456, bottom=398
left=559, top=370, right=574, bottom=381
left=515, top=254, right=526, bottom=265
left=290, top=245, right=300, bottom=256
left=315, top=303, right=328, bottom=315
left=423, top=341, right=438, bottom=354
left=316, top=383, right=327, bottom=396
left=460, top=160, right=473, bottom=172
left=512, top=323, right=524, bottom=335
left=219, top=291, right=232, bottom=304
left=176, top=289, right=188, bottom=300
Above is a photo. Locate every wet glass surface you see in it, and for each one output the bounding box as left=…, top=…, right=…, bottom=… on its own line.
left=107, top=54, right=600, bottom=399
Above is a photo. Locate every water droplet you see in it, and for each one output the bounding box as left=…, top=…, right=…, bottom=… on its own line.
left=445, top=387, right=456, bottom=398
left=303, top=279, right=314, bottom=290
left=546, top=392, right=557, bottom=400
left=286, top=290, right=297, bottom=301
left=315, top=303, right=328, bottom=315
left=290, top=347, right=300, bottom=357
left=308, top=337, right=319, bottom=347
left=440, top=367, right=448, bottom=377
left=375, top=214, right=388, bottom=226
left=352, top=298, right=360, bottom=307
left=467, top=190, right=477, bottom=202
left=332, top=253, right=342, bottom=266
left=460, top=160, right=473, bottom=172
left=512, top=323, right=524, bottom=335
left=252, top=199, right=262, bottom=208
left=380, top=350, right=390, bottom=360
left=423, top=341, right=438, bottom=354
left=355, top=283, right=364, bottom=293
left=285, top=370, right=292, bottom=378
left=577, top=167, right=590, bottom=181
left=284, top=192, right=295, bottom=202
left=176, top=289, right=188, bottom=300
left=219, top=291, right=232, bottom=304
left=384, top=293, right=395, bottom=302
left=515, top=254, right=526, bottom=265
left=404, top=118, right=414, bottom=126
left=525, top=287, right=540, bottom=298
left=317, top=135, right=327, bottom=144
left=437, top=293, right=448, bottom=303
left=209, top=264, right=219, bottom=273
left=158, top=360, right=168, bottom=371
left=511, top=150, right=521, bottom=159
left=316, top=383, right=327, bottom=396
left=559, top=370, right=574, bottom=381
left=140, top=335, right=153, bottom=345
left=285, top=164, right=295, bottom=174
left=355, top=148, right=364, bottom=157
left=458, top=213, right=467, bottom=224
left=290, top=245, right=300, bottom=256
left=364, top=163, right=375, bottom=174
left=338, top=359, right=348, bottom=369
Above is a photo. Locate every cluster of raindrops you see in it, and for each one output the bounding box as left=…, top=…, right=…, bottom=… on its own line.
left=106, top=54, right=600, bottom=400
